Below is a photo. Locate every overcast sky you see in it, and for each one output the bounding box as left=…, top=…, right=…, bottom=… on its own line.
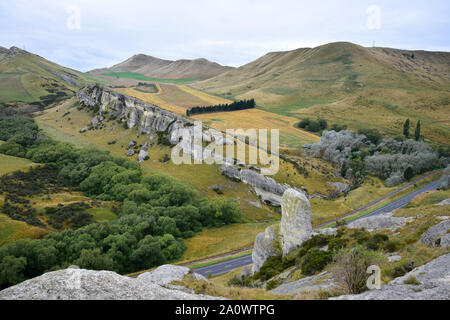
left=1, top=0, right=449, bottom=71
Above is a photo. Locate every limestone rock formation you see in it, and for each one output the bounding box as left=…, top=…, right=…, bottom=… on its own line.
left=331, top=253, right=450, bottom=300
left=128, top=140, right=137, bottom=148
left=252, top=188, right=312, bottom=273
left=126, top=149, right=135, bottom=157
left=77, top=85, right=190, bottom=133
left=270, top=271, right=336, bottom=296
left=0, top=267, right=219, bottom=300
left=137, top=265, right=206, bottom=287
left=280, top=189, right=312, bottom=255
left=347, top=212, right=413, bottom=231
left=327, top=182, right=350, bottom=195
left=220, top=165, right=291, bottom=206
left=420, top=220, right=450, bottom=248
left=138, top=149, right=149, bottom=162
left=436, top=198, right=450, bottom=206
left=251, top=225, right=279, bottom=273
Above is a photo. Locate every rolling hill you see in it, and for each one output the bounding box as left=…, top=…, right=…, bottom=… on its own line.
left=193, top=42, right=450, bottom=144
left=90, top=54, right=233, bottom=82
left=0, top=46, right=99, bottom=113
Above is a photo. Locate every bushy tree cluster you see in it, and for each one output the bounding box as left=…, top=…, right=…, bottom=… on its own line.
left=186, top=99, right=255, bottom=116
left=296, top=118, right=328, bottom=133
left=0, top=117, right=242, bottom=289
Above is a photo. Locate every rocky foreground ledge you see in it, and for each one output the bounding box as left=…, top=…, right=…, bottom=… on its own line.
left=0, top=265, right=221, bottom=300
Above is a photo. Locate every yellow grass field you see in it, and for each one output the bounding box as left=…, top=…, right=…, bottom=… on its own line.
left=0, top=214, right=50, bottom=246
left=181, top=223, right=270, bottom=261
left=192, top=108, right=320, bottom=147
left=118, top=84, right=233, bottom=117
left=179, top=85, right=231, bottom=105
left=0, top=153, right=37, bottom=176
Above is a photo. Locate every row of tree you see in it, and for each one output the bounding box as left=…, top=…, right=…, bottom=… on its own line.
left=186, top=99, right=256, bottom=116
left=403, top=118, right=422, bottom=141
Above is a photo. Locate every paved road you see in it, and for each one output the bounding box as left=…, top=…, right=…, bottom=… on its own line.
left=364, top=178, right=440, bottom=218
left=194, top=255, right=253, bottom=277
left=193, top=175, right=442, bottom=277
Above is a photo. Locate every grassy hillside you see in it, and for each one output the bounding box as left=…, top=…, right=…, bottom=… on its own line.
left=0, top=213, right=50, bottom=246
left=0, top=47, right=94, bottom=109
left=193, top=42, right=450, bottom=144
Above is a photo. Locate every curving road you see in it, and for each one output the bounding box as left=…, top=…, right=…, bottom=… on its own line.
left=193, top=174, right=442, bottom=277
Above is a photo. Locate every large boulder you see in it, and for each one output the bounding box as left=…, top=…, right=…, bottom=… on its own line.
left=420, top=220, right=450, bottom=248
left=347, top=212, right=413, bottom=231
left=436, top=199, right=450, bottom=206
left=251, top=225, right=279, bottom=273
left=280, top=189, right=312, bottom=255
left=137, top=265, right=206, bottom=287
left=219, top=165, right=291, bottom=206
left=328, top=182, right=350, bottom=195
left=270, top=271, right=336, bottom=296
left=0, top=267, right=219, bottom=300
left=331, top=253, right=450, bottom=300
left=138, top=149, right=149, bottom=162
left=252, top=188, right=312, bottom=273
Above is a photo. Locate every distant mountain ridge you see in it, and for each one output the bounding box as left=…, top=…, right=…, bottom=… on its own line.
left=90, top=54, right=234, bottom=80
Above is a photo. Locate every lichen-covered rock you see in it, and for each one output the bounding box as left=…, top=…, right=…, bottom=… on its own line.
left=436, top=199, right=450, bottom=206
left=280, top=189, right=312, bottom=255
left=440, top=234, right=450, bottom=248
left=312, top=228, right=338, bottom=237
left=386, top=252, right=402, bottom=262
left=138, top=150, right=149, bottom=162
left=251, top=225, right=279, bottom=273
left=137, top=265, right=206, bottom=287
left=128, top=140, right=136, bottom=148
left=0, top=267, right=219, bottom=300
left=219, top=165, right=290, bottom=206
left=251, top=189, right=313, bottom=273
left=328, top=182, right=350, bottom=194
left=347, top=212, right=413, bottom=231
left=91, top=115, right=103, bottom=126
left=331, top=253, right=450, bottom=300
left=77, top=85, right=189, bottom=134
left=420, top=220, right=450, bottom=248
left=270, top=271, right=336, bottom=296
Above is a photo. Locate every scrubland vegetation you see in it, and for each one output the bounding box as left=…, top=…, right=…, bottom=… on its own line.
left=304, top=129, right=443, bottom=186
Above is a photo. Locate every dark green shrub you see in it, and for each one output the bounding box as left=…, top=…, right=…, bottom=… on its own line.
left=266, top=279, right=281, bottom=291
left=253, top=256, right=283, bottom=281
left=358, top=128, right=382, bottom=145
left=328, top=238, right=348, bottom=252
left=351, top=229, right=371, bottom=244
left=390, top=261, right=415, bottom=278
left=366, top=233, right=389, bottom=250
left=384, top=240, right=401, bottom=252
left=300, top=248, right=332, bottom=276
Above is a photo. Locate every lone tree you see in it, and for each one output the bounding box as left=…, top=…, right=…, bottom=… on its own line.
left=403, top=119, right=410, bottom=138
left=415, top=120, right=421, bottom=141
